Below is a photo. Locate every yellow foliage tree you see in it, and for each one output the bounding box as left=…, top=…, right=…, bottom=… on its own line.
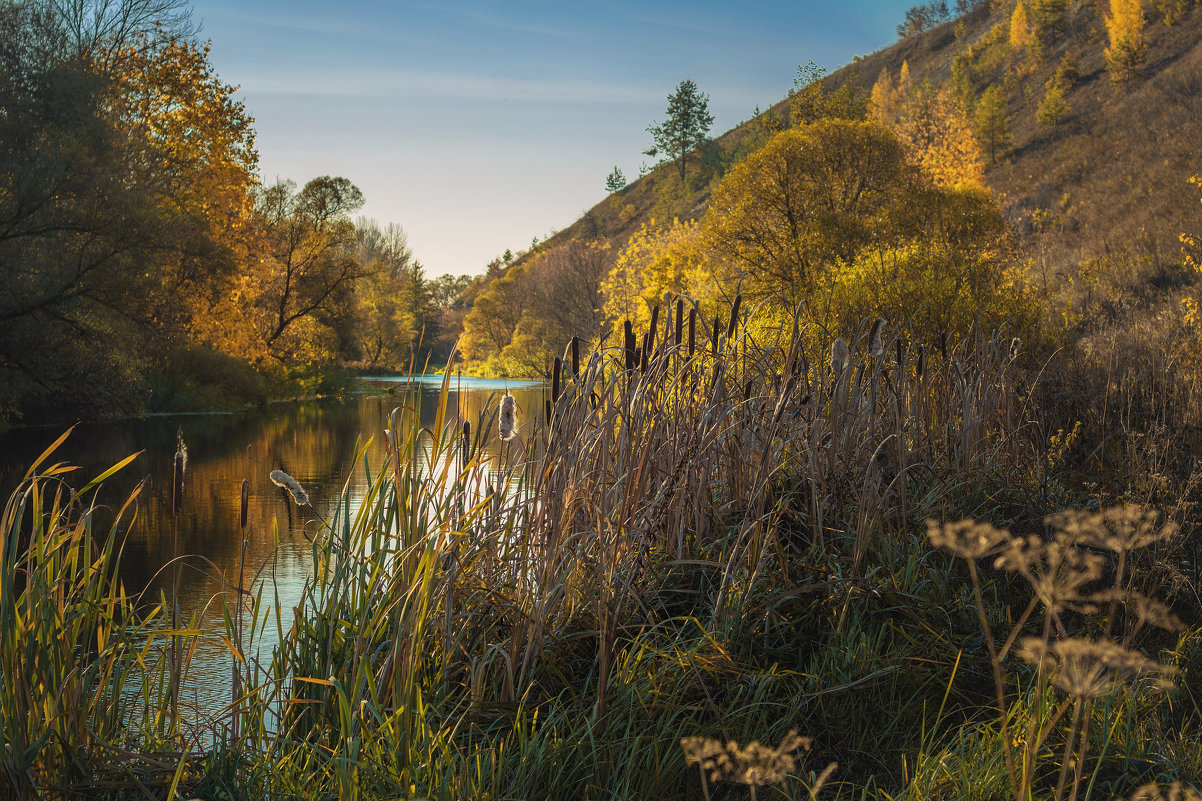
left=868, top=68, right=901, bottom=124
left=894, top=80, right=985, bottom=189
left=1105, top=0, right=1147, bottom=84
left=1010, top=0, right=1034, bottom=49
left=599, top=219, right=723, bottom=343
left=704, top=120, right=910, bottom=313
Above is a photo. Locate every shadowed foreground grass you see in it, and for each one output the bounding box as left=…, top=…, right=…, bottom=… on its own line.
left=3, top=309, right=1200, bottom=800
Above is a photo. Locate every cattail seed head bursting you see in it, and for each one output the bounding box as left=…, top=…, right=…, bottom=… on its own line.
left=499, top=392, right=517, bottom=441
left=269, top=469, right=309, bottom=506
left=868, top=318, right=885, bottom=357
left=830, top=338, right=849, bottom=375
left=172, top=429, right=188, bottom=517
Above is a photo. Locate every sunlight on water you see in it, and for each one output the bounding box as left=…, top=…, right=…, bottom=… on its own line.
left=0, top=376, right=546, bottom=726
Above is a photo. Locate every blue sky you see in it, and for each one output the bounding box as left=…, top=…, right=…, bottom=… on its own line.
left=190, top=1, right=914, bottom=277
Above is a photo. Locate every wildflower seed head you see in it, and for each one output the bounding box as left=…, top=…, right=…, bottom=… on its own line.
left=1049, top=504, right=1176, bottom=554
left=927, top=518, right=1013, bottom=559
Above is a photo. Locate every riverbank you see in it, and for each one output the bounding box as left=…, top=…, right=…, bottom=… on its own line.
left=3, top=322, right=1200, bottom=800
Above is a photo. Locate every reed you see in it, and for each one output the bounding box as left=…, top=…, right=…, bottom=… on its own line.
left=3, top=310, right=1199, bottom=800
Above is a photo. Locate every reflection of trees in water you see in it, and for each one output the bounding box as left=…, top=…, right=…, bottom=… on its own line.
left=0, top=382, right=548, bottom=621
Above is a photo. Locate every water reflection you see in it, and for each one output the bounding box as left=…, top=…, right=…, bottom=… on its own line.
left=0, top=375, right=547, bottom=717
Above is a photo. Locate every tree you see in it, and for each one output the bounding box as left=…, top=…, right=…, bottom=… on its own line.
left=254, top=176, right=366, bottom=362
left=894, top=80, right=984, bottom=188
left=1036, top=77, right=1070, bottom=126
left=1029, top=0, right=1068, bottom=42
left=1105, top=0, right=1147, bottom=85
left=0, top=0, right=255, bottom=419
left=1009, top=0, right=1034, bottom=50
left=605, top=166, right=627, bottom=192
left=897, top=1, right=949, bottom=37
left=975, top=85, right=1011, bottom=163
left=645, top=79, right=714, bottom=186
left=704, top=120, right=910, bottom=311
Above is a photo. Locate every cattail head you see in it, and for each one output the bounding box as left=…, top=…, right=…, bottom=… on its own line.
left=675, top=299, right=684, bottom=348
left=172, top=429, right=187, bottom=517
left=499, top=392, right=517, bottom=441
left=688, top=308, right=696, bottom=357
left=916, top=344, right=926, bottom=379
left=726, top=294, right=742, bottom=339
left=552, top=355, right=562, bottom=403
left=1009, top=337, right=1022, bottom=361
left=570, top=336, right=580, bottom=378
left=868, top=318, right=885, bottom=357
left=462, top=420, right=471, bottom=466
left=239, top=478, right=249, bottom=530
left=830, top=338, right=849, bottom=375
left=648, top=305, right=660, bottom=354
left=269, top=469, right=309, bottom=506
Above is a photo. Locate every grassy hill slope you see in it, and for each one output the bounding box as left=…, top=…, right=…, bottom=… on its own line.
left=520, top=0, right=1202, bottom=310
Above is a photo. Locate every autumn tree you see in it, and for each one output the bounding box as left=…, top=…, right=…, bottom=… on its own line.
left=704, top=120, right=910, bottom=311
left=1010, top=0, right=1034, bottom=50
left=0, top=0, right=257, bottom=419
left=645, top=79, right=714, bottom=186
left=461, top=242, right=610, bottom=374
left=1105, top=0, right=1147, bottom=84
left=253, top=177, right=366, bottom=364
left=350, top=221, right=417, bottom=368
left=894, top=80, right=984, bottom=188
left=975, top=85, right=1011, bottom=163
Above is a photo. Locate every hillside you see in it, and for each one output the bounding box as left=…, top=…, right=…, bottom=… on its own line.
left=515, top=0, right=1202, bottom=314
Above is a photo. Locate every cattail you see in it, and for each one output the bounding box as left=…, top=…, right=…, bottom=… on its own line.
left=648, top=305, right=660, bottom=355
left=896, top=337, right=903, bottom=366
left=239, top=479, right=249, bottom=530
left=917, top=344, right=926, bottom=379
left=172, top=429, right=187, bottom=517
left=545, top=398, right=553, bottom=425
left=1009, top=337, right=1022, bottom=361
left=744, top=380, right=753, bottom=401
left=552, top=356, right=562, bottom=403
left=499, top=392, right=517, bottom=441
left=868, top=318, right=885, bottom=357
left=461, top=420, right=471, bottom=466
left=640, top=333, right=649, bottom=372
left=624, top=319, right=636, bottom=371
left=831, top=338, right=849, bottom=375
left=675, top=299, right=683, bottom=348
left=939, top=332, right=948, bottom=362
left=688, top=308, right=696, bottom=357
left=570, top=336, right=580, bottom=378
left=269, top=469, right=309, bottom=506
left=726, top=294, right=742, bottom=339
left=711, top=315, right=720, bottom=356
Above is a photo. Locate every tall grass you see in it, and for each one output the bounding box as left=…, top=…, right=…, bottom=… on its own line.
left=2, top=308, right=1199, bottom=799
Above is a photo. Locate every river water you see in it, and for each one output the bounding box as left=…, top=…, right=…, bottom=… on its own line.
left=0, top=374, right=546, bottom=723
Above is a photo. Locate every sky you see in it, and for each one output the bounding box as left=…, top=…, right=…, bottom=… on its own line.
left=188, top=1, right=915, bottom=277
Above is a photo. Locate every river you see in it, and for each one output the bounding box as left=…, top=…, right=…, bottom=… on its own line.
left=0, top=374, right=547, bottom=724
